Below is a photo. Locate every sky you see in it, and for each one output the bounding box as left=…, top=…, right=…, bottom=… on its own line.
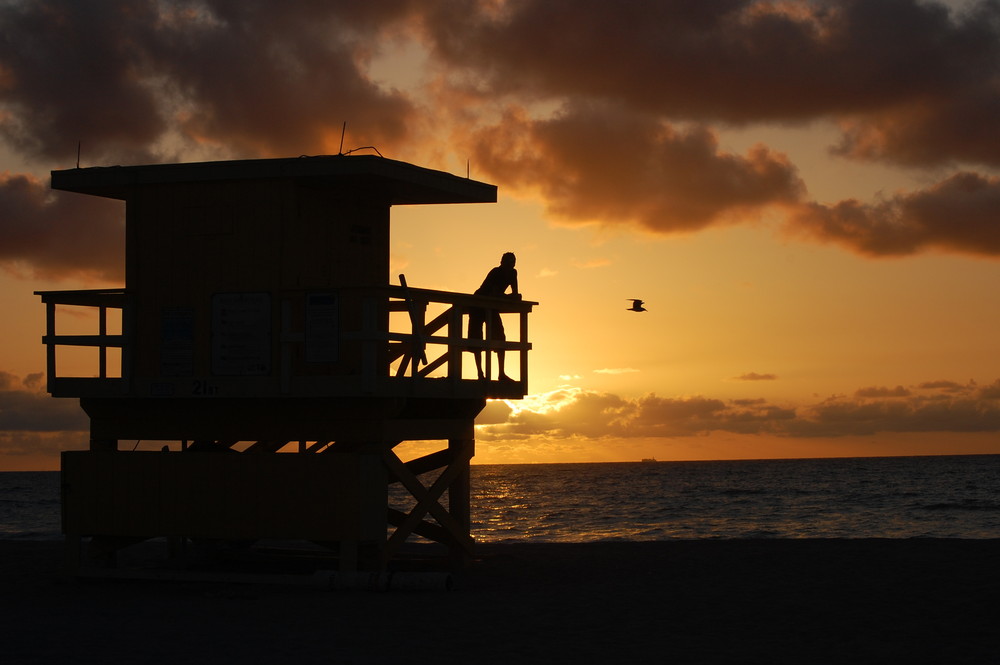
left=2, top=0, right=1000, bottom=470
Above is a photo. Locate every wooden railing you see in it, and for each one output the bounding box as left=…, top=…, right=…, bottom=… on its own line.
left=385, top=282, right=533, bottom=386
left=36, top=285, right=535, bottom=399
left=34, top=288, right=128, bottom=393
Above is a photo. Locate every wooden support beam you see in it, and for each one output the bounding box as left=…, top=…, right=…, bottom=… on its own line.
left=387, top=508, right=461, bottom=547
left=44, top=302, right=56, bottom=393
left=449, top=438, right=473, bottom=535
left=306, top=440, right=332, bottom=453
left=243, top=440, right=290, bottom=453
left=417, top=351, right=448, bottom=377
left=380, top=448, right=474, bottom=562
left=388, top=341, right=406, bottom=363
left=40, top=333, right=125, bottom=348
left=448, top=305, right=463, bottom=381
left=386, top=448, right=453, bottom=483
left=394, top=349, right=412, bottom=378
left=422, top=308, right=452, bottom=336
left=98, top=306, right=107, bottom=379
left=520, top=310, right=530, bottom=386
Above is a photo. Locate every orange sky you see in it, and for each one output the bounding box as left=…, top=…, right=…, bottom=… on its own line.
left=2, top=0, right=1000, bottom=470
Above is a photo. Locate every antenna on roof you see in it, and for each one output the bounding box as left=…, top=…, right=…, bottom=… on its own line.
left=343, top=145, right=384, bottom=157
left=467, top=159, right=470, bottom=179
left=76, top=141, right=81, bottom=169
left=339, top=122, right=346, bottom=155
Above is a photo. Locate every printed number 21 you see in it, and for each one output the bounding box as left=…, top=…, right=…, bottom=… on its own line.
left=192, top=380, right=218, bottom=396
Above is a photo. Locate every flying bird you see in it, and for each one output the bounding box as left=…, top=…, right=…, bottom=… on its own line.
left=627, top=299, right=647, bottom=312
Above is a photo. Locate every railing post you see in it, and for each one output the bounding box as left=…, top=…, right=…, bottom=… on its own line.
left=98, top=306, right=107, bottom=379
left=484, top=309, right=493, bottom=380
left=519, top=309, right=529, bottom=387
left=448, top=436, right=474, bottom=567
left=45, top=301, right=56, bottom=391
left=410, top=299, right=426, bottom=378
left=448, top=305, right=463, bottom=382
left=121, top=290, right=133, bottom=391
left=35, top=289, right=130, bottom=391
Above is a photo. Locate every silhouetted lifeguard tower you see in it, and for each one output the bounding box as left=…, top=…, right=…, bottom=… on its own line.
left=37, top=155, right=535, bottom=573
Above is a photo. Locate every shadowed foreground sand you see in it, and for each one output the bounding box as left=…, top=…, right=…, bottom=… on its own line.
left=3, top=539, right=998, bottom=664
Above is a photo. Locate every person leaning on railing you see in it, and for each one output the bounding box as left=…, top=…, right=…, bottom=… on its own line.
left=468, top=252, right=520, bottom=381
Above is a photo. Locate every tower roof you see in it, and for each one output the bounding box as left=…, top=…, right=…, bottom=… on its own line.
left=51, top=154, right=497, bottom=205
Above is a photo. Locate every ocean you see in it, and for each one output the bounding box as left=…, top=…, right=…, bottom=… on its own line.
left=3, top=455, right=999, bottom=542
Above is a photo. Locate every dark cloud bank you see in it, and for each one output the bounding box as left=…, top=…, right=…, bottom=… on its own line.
left=477, top=379, right=1000, bottom=443
left=2, top=1, right=1000, bottom=280
left=3, top=368, right=997, bottom=459
left=0, top=371, right=87, bottom=457
left=449, top=0, right=1000, bottom=255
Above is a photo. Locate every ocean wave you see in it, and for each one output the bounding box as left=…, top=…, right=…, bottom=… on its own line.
left=917, top=502, right=1000, bottom=512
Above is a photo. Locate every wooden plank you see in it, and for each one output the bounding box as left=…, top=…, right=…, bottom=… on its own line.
left=394, top=349, right=412, bottom=378
left=60, top=452, right=388, bottom=542
left=41, top=334, right=124, bottom=348
left=422, top=308, right=452, bottom=336
left=34, top=289, right=126, bottom=307
left=387, top=507, right=460, bottom=547
left=520, top=310, right=530, bottom=387
left=448, top=305, right=462, bottom=381
left=416, top=351, right=448, bottom=377
left=393, top=448, right=453, bottom=481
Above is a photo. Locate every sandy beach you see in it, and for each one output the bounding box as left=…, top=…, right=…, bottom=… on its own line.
left=2, top=538, right=998, bottom=664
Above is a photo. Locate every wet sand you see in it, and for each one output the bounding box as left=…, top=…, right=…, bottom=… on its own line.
left=2, top=539, right=998, bottom=664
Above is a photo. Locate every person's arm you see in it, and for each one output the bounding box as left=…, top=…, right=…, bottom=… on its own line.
left=510, top=270, right=519, bottom=297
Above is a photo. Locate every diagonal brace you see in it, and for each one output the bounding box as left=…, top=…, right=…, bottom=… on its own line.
left=381, top=448, right=474, bottom=561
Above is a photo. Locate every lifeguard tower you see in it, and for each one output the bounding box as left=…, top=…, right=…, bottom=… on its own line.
left=36, top=154, right=535, bottom=573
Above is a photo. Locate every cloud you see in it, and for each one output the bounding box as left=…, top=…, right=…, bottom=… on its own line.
left=144, top=2, right=417, bottom=159
left=427, top=1, right=1000, bottom=151
left=787, top=172, right=1000, bottom=257
left=832, top=74, right=1000, bottom=168
left=976, top=379, right=1000, bottom=400
left=0, top=1, right=418, bottom=164
left=475, top=387, right=795, bottom=440
left=0, top=173, right=124, bottom=281
left=0, top=2, right=167, bottom=165
left=734, top=372, right=777, bottom=381
left=470, top=103, right=804, bottom=233
left=571, top=258, right=612, bottom=269
left=0, top=431, right=88, bottom=458
left=0, top=371, right=88, bottom=432
left=476, top=399, right=513, bottom=425
left=594, top=368, right=640, bottom=375
left=475, top=379, right=1000, bottom=442
left=855, top=385, right=911, bottom=398
left=917, top=379, right=973, bottom=393
left=432, top=0, right=1000, bottom=256
left=793, top=390, right=1000, bottom=436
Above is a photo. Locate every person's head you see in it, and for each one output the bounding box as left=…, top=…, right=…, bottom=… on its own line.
left=501, top=252, right=516, bottom=268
